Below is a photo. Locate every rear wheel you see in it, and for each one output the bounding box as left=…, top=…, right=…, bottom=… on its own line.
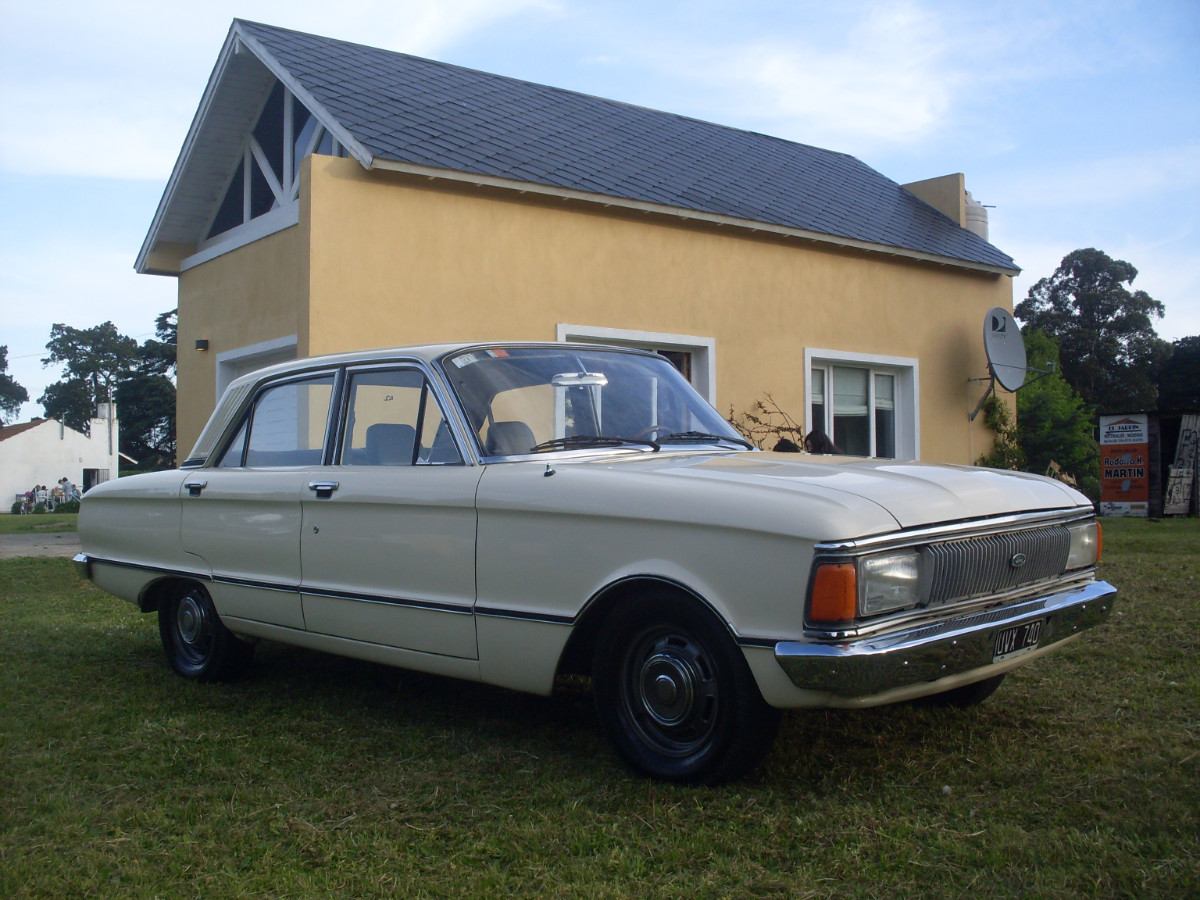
left=593, top=594, right=780, bottom=784
left=158, top=584, right=254, bottom=681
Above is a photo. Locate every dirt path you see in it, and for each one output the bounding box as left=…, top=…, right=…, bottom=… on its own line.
left=0, top=532, right=82, bottom=559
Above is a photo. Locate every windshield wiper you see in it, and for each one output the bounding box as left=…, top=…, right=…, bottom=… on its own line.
left=529, top=435, right=660, bottom=453
left=658, top=431, right=754, bottom=449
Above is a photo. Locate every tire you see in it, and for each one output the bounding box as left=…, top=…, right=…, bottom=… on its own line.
left=158, top=584, right=254, bottom=681
left=593, top=593, right=781, bottom=784
left=921, top=673, right=1006, bottom=709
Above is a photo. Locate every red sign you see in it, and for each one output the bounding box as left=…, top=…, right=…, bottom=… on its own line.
left=1099, top=415, right=1149, bottom=516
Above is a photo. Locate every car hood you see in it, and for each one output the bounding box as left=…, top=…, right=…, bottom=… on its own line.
left=599, top=451, right=1089, bottom=530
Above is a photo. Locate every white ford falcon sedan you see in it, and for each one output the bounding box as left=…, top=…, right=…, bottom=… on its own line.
left=77, top=343, right=1116, bottom=783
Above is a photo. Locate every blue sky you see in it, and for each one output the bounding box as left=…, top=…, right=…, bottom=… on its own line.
left=2, top=0, right=1197, bottom=420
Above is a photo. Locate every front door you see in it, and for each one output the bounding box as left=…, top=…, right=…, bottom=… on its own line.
left=299, top=366, right=481, bottom=659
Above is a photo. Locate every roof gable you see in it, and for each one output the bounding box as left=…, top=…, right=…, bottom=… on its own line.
left=139, top=20, right=1018, bottom=275
left=0, top=419, right=47, bottom=442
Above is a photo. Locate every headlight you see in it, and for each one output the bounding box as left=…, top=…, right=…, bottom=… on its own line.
left=859, top=550, right=922, bottom=616
left=808, top=550, right=924, bottom=624
left=1066, top=520, right=1101, bottom=570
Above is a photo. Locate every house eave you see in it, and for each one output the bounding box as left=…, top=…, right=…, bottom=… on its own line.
left=135, top=27, right=242, bottom=275
left=135, top=19, right=376, bottom=277
left=368, top=158, right=1020, bottom=277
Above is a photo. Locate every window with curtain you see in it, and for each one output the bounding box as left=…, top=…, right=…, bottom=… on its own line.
left=808, top=362, right=901, bottom=458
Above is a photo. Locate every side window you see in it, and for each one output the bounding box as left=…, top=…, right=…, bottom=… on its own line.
left=219, top=375, right=334, bottom=468
left=341, top=369, right=462, bottom=466
left=217, top=419, right=248, bottom=468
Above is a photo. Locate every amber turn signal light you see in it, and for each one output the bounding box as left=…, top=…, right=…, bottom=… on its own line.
left=809, top=562, right=857, bottom=623
left=1095, top=521, right=1103, bottom=563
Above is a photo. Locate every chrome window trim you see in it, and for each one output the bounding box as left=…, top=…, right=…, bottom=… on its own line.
left=433, top=342, right=729, bottom=462
left=207, top=367, right=343, bottom=469
left=201, top=358, right=482, bottom=469
left=333, top=360, right=474, bottom=467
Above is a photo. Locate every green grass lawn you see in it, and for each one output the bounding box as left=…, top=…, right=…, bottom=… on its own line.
left=1, top=519, right=1196, bottom=897
left=0, top=513, right=77, bottom=534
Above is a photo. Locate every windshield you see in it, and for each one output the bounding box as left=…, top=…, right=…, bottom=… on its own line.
left=441, top=346, right=746, bottom=457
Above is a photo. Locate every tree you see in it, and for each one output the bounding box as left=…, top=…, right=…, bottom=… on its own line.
left=41, top=322, right=140, bottom=430
left=140, top=309, right=178, bottom=377
left=116, top=373, right=176, bottom=468
left=39, top=379, right=95, bottom=433
left=1156, top=336, right=1200, bottom=410
left=1015, top=248, right=1171, bottom=411
left=0, top=345, right=29, bottom=423
left=1016, top=329, right=1100, bottom=500
left=119, top=311, right=178, bottom=468
left=40, top=314, right=178, bottom=468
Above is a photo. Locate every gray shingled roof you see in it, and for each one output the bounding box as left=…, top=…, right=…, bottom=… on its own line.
left=235, top=21, right=1015, bottom=273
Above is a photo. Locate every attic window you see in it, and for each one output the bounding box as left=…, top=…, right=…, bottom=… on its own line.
left=206, top=81, right=344, bottom=240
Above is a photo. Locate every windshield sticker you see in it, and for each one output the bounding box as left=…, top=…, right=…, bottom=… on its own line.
left=450, top=352, right=487, bottom=368
left=452, top=348, right=512, bottom=367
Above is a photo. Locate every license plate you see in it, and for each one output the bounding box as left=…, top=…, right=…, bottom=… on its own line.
left=993, top=620, right=1043, bottom=662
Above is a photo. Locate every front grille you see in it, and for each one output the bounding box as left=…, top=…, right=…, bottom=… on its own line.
left=922, top=524, right=1071, bottom=607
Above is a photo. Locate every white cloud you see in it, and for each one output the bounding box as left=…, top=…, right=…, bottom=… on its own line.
left=600, top=0, right=1174, bottom=156
left=999, top=144, right=1200, bottom=209
left=0, top=0, right=560, bottom=181
left=711, top=3, right=957, bottom=146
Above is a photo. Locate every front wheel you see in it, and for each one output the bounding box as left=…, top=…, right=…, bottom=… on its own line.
left=593, top=595, right=780, bottom=784
left=158, top=584, right=254, bottom=681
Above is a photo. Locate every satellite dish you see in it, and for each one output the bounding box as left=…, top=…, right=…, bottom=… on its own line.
left=983, top=307, right=1027, bottom=391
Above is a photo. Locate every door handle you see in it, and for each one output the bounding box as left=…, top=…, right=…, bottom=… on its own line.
left=184, top=479, right=208, bottom=497
left=308, top=480, right=340, bottom=499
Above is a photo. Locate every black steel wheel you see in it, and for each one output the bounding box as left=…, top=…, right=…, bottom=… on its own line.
left=594, top=593, right=780, bottom=784
left=158, top=584, right=254, bottom=681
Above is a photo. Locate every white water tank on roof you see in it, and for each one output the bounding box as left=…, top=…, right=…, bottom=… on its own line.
left=964, top=190, right=989, bottom=241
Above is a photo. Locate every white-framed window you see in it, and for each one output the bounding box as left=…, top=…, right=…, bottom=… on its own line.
left=805, top=348, right=919, bottom=459
left=556, top=324, right=716, bottom=403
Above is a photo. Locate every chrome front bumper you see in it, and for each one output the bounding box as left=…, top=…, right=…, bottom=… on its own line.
left=73, top=552, right=91, bottom=580
left=774, top=580, right=1117, bottom=697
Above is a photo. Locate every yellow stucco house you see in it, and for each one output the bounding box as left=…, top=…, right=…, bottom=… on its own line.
left=138, top=20, right=1019, bottom=463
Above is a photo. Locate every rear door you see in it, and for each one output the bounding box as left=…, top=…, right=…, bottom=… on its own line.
left=299, top=365, right=481, bottom=659
left=181, top=372, right=337, bottom=629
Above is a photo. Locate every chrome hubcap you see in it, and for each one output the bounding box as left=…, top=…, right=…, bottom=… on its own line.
left=621, top=627, right=721, bottom=758
left=177, top=593, right=206, bottom=645
left=639, top=653, right=697, bottom=726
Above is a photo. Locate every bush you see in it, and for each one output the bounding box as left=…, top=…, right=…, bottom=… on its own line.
left=727, top=393, right=806, bottom=449
left=56, top=500, right=80, bottom=513
left=976, top=396, right=1024, bottom=470
left=10, top=501, right=22, bottom=515
left=33, top=503, right=46, bottom=514
left=1017, top=330, right=1100, bottom=501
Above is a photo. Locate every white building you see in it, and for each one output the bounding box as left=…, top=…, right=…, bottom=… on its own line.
left=1, top=404, right=120, bottom=512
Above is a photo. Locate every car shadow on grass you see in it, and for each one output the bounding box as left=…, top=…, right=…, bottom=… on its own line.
left=176, top=638, right=1031, bottom=792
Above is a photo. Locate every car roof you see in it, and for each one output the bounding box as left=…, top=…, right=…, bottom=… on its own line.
left=224, top=341, right=657, bottom=391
